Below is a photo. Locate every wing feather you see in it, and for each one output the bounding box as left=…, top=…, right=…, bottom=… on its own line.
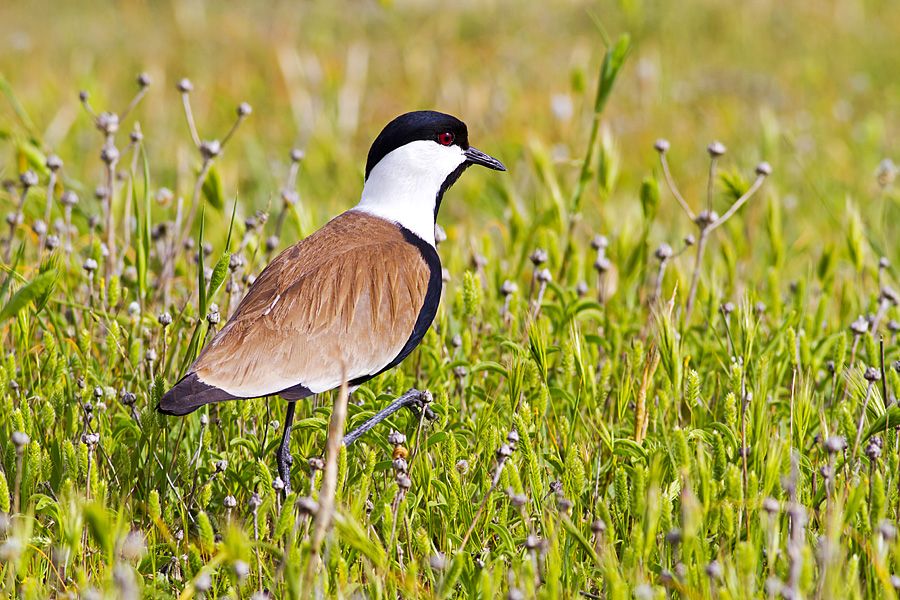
left=192, top=211, right=432, bottom=397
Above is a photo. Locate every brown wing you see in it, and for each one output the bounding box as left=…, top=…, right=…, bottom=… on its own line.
left=192, top=211, right=431, bottom=398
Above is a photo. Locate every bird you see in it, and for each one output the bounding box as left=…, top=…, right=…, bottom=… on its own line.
left=157, top=110, right=506, bottom=492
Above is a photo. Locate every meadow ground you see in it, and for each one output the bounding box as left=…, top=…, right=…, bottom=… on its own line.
left=1, top=0, right=899, bottom=597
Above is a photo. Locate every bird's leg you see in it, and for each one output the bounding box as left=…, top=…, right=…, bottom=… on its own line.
left=343, top=389, right=434, bottom=446
left=277, top=401, right=297, bottom=494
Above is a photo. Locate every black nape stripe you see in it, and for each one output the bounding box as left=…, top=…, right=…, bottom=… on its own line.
left=365, top=111, right=469, bottom=180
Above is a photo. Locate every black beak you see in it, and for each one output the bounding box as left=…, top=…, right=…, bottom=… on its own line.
left=464, top=147, right=506, bottom=171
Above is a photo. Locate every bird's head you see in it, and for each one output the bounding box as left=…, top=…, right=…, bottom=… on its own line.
left=356, top=110, right=505, bottom=246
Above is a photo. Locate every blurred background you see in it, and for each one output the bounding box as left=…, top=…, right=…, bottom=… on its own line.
left=1, top=0, right=899, bottom=274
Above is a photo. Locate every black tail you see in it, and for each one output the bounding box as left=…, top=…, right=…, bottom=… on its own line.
left=157, top=372, right=238, bottom=416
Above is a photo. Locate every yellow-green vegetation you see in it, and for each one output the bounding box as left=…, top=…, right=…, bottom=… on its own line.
left=2, top=1, right=900, bottom=597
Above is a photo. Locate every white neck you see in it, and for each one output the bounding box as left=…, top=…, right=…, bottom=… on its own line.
left=352, top=140, right=466, bottom=246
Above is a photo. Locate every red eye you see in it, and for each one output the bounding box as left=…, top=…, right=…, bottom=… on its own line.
left=438, top=131, right=454, bottom=146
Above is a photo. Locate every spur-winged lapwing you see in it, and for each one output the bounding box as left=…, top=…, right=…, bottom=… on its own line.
left=158, top=110, right=505, bottom=491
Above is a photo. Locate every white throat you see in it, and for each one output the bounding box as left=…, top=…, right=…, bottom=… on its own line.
left=352, top=140, right=466, bottom=246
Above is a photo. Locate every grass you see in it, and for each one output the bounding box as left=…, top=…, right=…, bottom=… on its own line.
left=1, top=0, right=900, bottom=597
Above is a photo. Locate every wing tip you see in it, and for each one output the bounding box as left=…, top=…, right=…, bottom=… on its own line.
left=157, top=372, right=237, bottom=416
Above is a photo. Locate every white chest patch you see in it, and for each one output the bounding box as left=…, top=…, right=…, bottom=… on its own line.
left=352, top=140, right=466, bottom=246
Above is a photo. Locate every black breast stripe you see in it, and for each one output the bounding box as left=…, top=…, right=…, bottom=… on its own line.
left=349, top=225, right=442, bottom=386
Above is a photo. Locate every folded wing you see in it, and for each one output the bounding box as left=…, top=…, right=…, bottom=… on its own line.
left=158, top=211, right=434, bottom=415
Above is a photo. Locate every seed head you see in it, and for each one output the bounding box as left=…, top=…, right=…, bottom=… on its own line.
left=455, top=459, right=469, bottom=474
left=82, top=258, right=98, bottom=273
left=248, top=492, right=262, bottom=509
left=865, top=436, right=883, bottom=461
left=881, top=286, right=899, bottom=305
left=762, top=497, right=780, bottom=515
left=101, top=144, right=120, bottom=165
left=177, top=78, right=193, bottom=93
left=79, top=90, right=90, bottom=102
left=81, top=432, right=100, bottom=447
left=507, top=430, right=520, bottom=445
left=508, top=492, right=527, bottom=508
left=705, top=560, right=723, bottom=581
left=653, top=138, right=670, bottom=154
left=158, top=312, right=173, bottom=327
left=223, top=495, right=237, bottom=509
left=556, top=497, right=573, bottom=514
left=850, top=316, right=869, bottom=335
left=755, top=161, right=772, bottom=177
left=496, top=444, right=513, bottom=459
left=137, top=72, right=151, bottom=88
left=590, top=234, right=608, bottom=251
left=529, top=248, right=548, bottom=266
left=396, top=474, right=412, bottom=490
left=61, top=190, right=79, bottom=206
left=194, top=572, right=211, bottom=593
left=593, top=256, right=612, bottom=273
left=891, top=575, right=900, bottom=591
left=308, top=456, right=325, bottom=472
left=45, top=234, right=60, bottom=250
left=575, top=281, right=589, bottom=297
left=665, top=529, right=684, bottom=547
left=879, top=520, right=897, bottom=542
left=864, top=366, right=881, bottom=382
left=525, top=535, right=541, bottom=550
left=199, top=140, right=221, bottom=160
left=120, top=390, right=136, bottom=406
left=273, top=477, right=285, bottom=491
left=130, top=128, right=143, bottom=144
left=145, top=348, right=157, bottom=363
left=266, top=236, right=279, bottom=252
left=721, top=302, right=735, bottom=316
left=214, top=459, right=227, bottom=472
left=824, top=435, right=847, bottom=454
left=32, top=220, right=47, bottom=236
left=591, top=519, right=606, bottom=534
left=228, top=253, right=244, bottom=271
left=45, top=154, right=63, bottom=172
left=654, top=243, right=673, bottom=261
left=392, top=458, right=408, bottom=473
left=429, top=553, right=446, bottom=571
left=876, top=159, right=897, bottom=187
left=387, top=430, right=407, bottom=446
left=695, top=209, right=719, bottom=228
left=507, top=588, right=525, bottom=600
left=96, top=112, right=119, bottom=135
left=290, top=148, right=305, bottom=162
left=11, top=431, right=29, bottom=449
left=119, top=530, right=147, bottom=561
left=19, top=170, right=38, bottom=188
left=536, top=268, right=552, bottom=283
left=233, top=560, right=249, bottom=581
left=684, top=234, right=696, bottom=247
left=707, top=141, right=727, bottom=157
left=880, top=256, right=891, bottom=269
left=237, top=102, right=252, bottom=117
